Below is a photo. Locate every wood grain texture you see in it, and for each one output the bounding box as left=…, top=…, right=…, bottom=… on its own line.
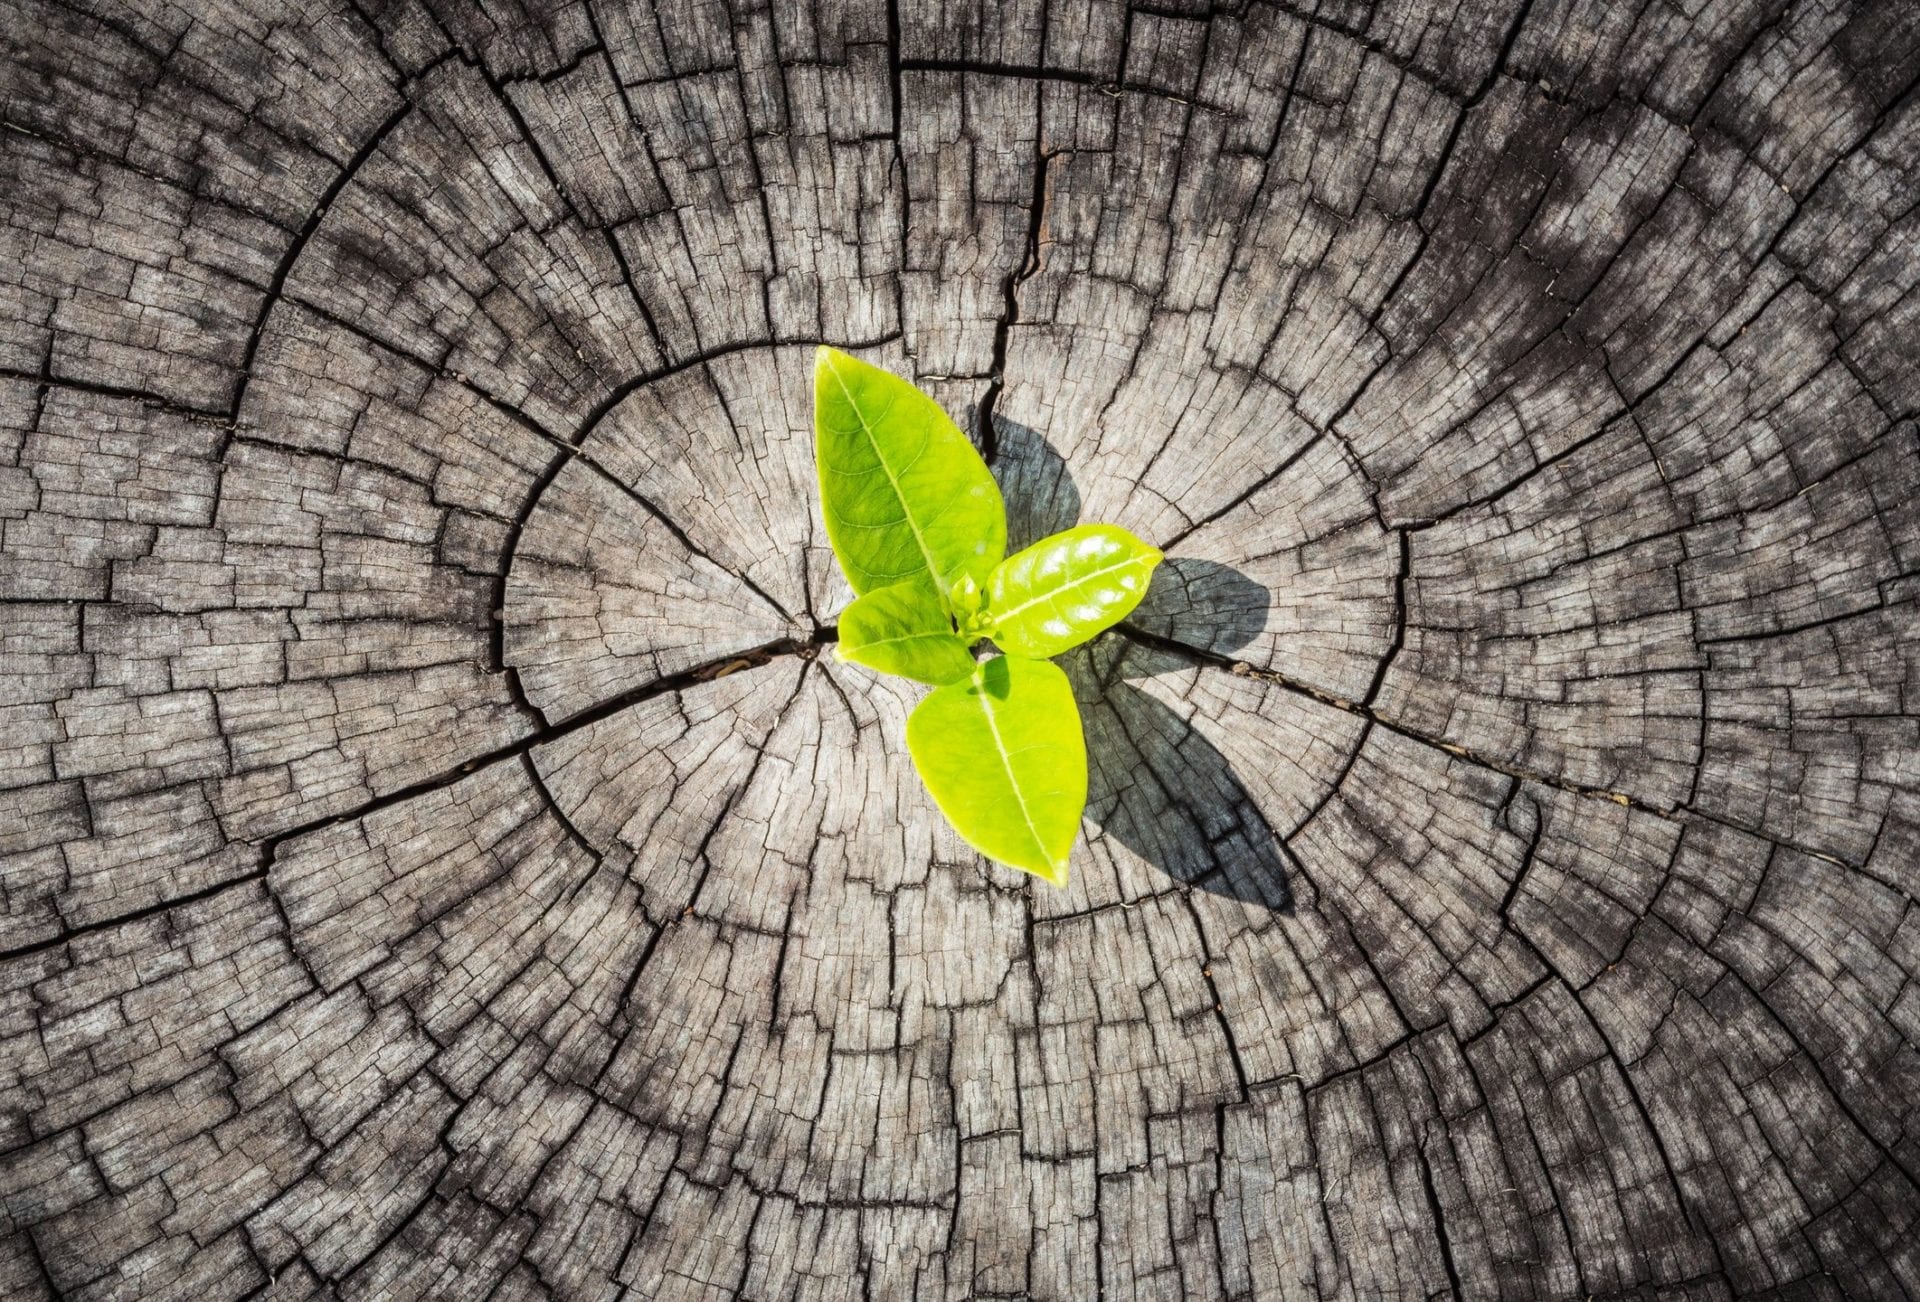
left=3, top=0, right=1918, bottom=1297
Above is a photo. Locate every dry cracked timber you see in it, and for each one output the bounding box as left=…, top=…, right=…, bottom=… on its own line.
left=2, top=0, right=1919, bottom=1297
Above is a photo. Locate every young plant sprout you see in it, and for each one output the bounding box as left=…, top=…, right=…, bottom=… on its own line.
left=814, top=346, right=1162, bottom=886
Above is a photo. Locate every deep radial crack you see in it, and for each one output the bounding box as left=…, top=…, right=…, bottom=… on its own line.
left=1361, top=528, right=1411, bottom=708
left=886, top=0, right=911, bottom=345
left=0, top=870, right=276, bottom=964
left=1497, top=784, right=1544, bottom=926
left=266, top=633, right=825, bottom=851
left=0, top=636, right=827, bottom=963
left=0, top=365, right=233, bottom=426
left=977, top=115, right=1054, bottom=464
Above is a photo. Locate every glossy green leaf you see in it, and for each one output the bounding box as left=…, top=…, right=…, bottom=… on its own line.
left=835, top=582, right=977, bottom=686
left=987, top=524, right=1163, bottom=659
left=814, top=346, right=1006, bottom=604
left=907, top=656, right=1087, bottom=886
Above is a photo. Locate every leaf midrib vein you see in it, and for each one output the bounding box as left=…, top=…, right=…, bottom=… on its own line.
left=975, top=678, right=1054, bottom=873
left=855, top=630, right=966, bottom=651
left=827, top=361, right=946, bottom=592
left=992, top=554, right=1145, bottom=627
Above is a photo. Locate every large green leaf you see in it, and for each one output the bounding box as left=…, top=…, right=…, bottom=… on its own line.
left=906, top=656, right=1087, bottom=886
left=814, top=347, right=1006, bottom=604
left=988, top=524, right=1163, bottom=659
left=835, top=582, right=977, bottom=686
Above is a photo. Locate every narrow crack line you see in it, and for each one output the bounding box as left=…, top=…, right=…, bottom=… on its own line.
left=1114, top=622, right=1669, bottom=819
left=1300, top=0, right=1543, bottom=504
left=1715, top=961, right=1920, bottom=1197
left=225, top=54, right=452, bottom=429
left=1411, top=1125, right=1463, bottom=1298
left=1404, top=0, right=1540, bottom=242
left=545, top=436, right=799, bottom=626
left=464, top=32, right=670, bottom=362
left=1399, top=408, right=1631, bottom=533
left=16, top=1227, right=57, bottom=1297
left=278, top=290, right=810, bottom=626
left=1119, top=622, right=1885, bottom=880
left=714, top=24, right=783, bottom=343
left=577, top=6, right=681, bottom=362
left=521, top=751, right=603, bottom=867
left=1517, top=1088, right=1592, bottom=1301
left=1406, top=1050, right=1468, bottom=1301
left=278, top=280, right=898, bottom=495
left=683, top=660, right=817, bottom=918
left=1560, top=984, right=1736, bottom=1285
left=493, top=37, right=606, bottom=89
left=1679, top=804, right=1881, bottom=879
left=0, top=117, right=287, bottom=232
left=1161, top=429, right=1326, bottom=550
left=1693, top=600, right=1910, bottom=646
left=324, top=1081, right=463, bottom=1288
left=1259, top=0, right=1489, bottom=106
left=1180, top=891, right=1251, bottom=1100
left=23, top=7, right=290, bottom=175
left=570, top=330, right=905, bottom=445
left=339, top=0, right=410, bottom=81
left=895, top=58, right=1237, bottom=117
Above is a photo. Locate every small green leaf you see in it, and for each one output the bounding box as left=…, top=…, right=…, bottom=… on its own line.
left=907, top=656, right=1087, bottom=886
left=835, top=583, right=977, bottom=685
left=949, top=573, right=986, bottom=621
left=814, top=347, right=1007, bottom=604
left=949, top=572, right=994, bottom=639
left=988, top=524, right=1163, bottom=659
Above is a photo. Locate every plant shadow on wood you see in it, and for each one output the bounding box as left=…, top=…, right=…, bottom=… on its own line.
left=994, top=419, right=1293, bottom=912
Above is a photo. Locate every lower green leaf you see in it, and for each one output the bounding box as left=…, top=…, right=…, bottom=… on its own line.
left=906, top=656, right=1087, bottom=886
left=836, top=582, right=977, bottom=685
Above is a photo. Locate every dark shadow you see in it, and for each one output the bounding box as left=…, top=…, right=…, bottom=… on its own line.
left=992, top=418, right=1081, bottom=550
left=1126, top=556, right=1269, bottom=662
left=991, top=417, right=1292, bottom=912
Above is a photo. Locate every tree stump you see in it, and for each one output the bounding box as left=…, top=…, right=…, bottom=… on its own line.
left=4, top=0, right=1920, bottom=1297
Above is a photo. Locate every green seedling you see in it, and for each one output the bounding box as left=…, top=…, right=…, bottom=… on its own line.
left=814, top=346, right=1163, bottom=886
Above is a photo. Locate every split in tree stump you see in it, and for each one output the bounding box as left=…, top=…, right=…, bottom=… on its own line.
left=4, top=0, right=1920, bottom=1298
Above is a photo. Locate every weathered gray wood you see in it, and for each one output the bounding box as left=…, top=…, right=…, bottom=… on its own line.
left=4, top=0, right=1919, bottom=1297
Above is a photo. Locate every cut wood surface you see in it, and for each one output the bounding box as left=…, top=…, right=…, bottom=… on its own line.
left=3, top=0, right=1919, bottom=1297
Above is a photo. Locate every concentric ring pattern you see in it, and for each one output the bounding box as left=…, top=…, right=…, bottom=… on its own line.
left=3, top=1, right=1919, bottom=1298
